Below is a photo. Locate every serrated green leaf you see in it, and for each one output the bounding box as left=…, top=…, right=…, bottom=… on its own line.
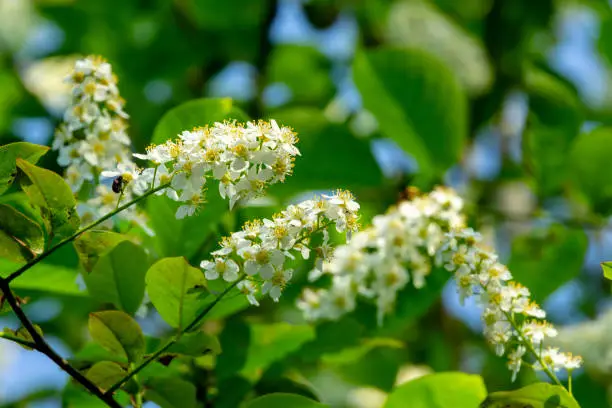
left=143, top=377, right=196, bottom=408
left=86, top=361, right=127, bottom=391
left=245, top=393, right=328, bottom=408
left=89, top=311, right=145, bottom=364
left=0, top=203, right=45, bottom=255
left=74, top=230, right=131, bottom=273
left=145, top=257, right=208, bottom=329
left=384, top=372, right=486, bottom=408
left=480, top=383, right=580, bottom=408
left=508, top=224, right=587, bottom=303
left=0, top=142, right=48, bottom=195
left=85, top=241, right=149, bottom=315
left=16, top=158, right=80, bottom=239
left=150, top=98, right=248, bottom=145
left=353, top=48, right=467, bottom=177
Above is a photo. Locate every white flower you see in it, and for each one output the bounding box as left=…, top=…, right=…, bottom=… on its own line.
left=200, top=258, right=239, bottom=282
left=238, top=280, right=259, bottom=306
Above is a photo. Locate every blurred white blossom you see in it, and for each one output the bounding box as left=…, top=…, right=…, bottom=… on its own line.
left=299, top=187, right=582, bottom=381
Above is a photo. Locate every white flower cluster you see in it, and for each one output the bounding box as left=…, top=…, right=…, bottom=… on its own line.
left=52, top=55, right=130, bottom=192
left=132, top=120, right=300, bottom=218
left=298, top=187, right=464, bottom=323
left=199, top=190, right=360, bottom=304
left=52, top=56, right=147, bottom=231
left=443, top=229, right=582, bottom=381
left=298, top=187, right=582, bottom=381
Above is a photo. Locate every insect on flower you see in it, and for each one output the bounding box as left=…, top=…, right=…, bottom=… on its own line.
left=112, top=175, right=124, bottom=194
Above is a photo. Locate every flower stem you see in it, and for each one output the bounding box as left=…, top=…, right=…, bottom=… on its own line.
left=504, top=311, right=562, bottom=386
left=6, top=183, right=170, bottom=283
left=105, top=276, right=244, bottom=395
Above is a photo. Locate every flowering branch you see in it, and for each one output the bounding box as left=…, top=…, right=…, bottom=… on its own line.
left=299, top=187, right=582, bottom=386
left=198, top=190, right=360, bottom=305
left=6, top=182, right=170, bottom=283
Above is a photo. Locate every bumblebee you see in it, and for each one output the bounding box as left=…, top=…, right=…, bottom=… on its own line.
left=112, top=175, right=124, bottom=194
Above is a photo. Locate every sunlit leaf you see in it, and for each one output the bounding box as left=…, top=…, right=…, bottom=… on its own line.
left=0, top=229, right=31, bottom=263
left=0, top=203, right=45, bottom=255
left=0, top=142, right=48, bottom=195
left=89, top=311, right=145, bottom=364
left=85, top=241, right=149, bottom=315
left=145, top=257, right=208, bottom=329
left=384, top=372, right=486, bottom=408
left=74, top=230, right=131, bottom=273
left=86, top=361, right=127, bottom=391
left=353, top=48, right=467, bottom=178
left=143, top=377, right=197, bottom=408
left=480, top=382, right=580, bottom=408
left=16, top=159, right=80, bottom=239
left=150, top=98, right=248, bottom=145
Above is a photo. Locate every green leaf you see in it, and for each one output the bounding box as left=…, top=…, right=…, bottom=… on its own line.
left=0, top=229, right=31, bottom=263
left=88, top=311, right=145, bottom=364
left=4, top=324, right=43, bottom=350
left=74, top=230, right=131, bottom=273
left=385, top=1, right=492, bottom=96
left=85, top=241, right=149, bottom=315
left=266, top=45, right=334, bottom=106
left=0, top=258, right=85, bottom=296
left=601, top=261, right=612, bottom=280
left=16, top=158, right=80, bottom=239
left=167, top=330, right=221, bottom=356
left=86, top=361, right=127, bottom=391
left=186, top=0, right=268, bottom=30
left=353, top=48, right=467, bottom=176
left=143, top=377, right=197, bottom=408
left=269, top=108, right=383, bottom=195
left=0, top=142, right=48, bottom=195
left=332, top=341, right=403, bottom=391
left=523, top=67, right=583, bottom=196
left=145, top=257, right=207, bottom=329
left=150, top=97, right=248, bottom=145
left=508, top=224, right=587, bottom=303
left=245, top=393, right=329, bottom=408
left=147, top=188, right=227, bottom=259
left=240, top=322, right=315, bottom=378
left=480, top=382, right=580, bottom=408
left=0, top=203, right=45, bottom=255
left=384, top=372, right=487, bottom=408
left=569, top=127, right=612, bottom=214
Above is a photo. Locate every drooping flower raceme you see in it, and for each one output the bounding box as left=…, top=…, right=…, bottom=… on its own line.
left=298, top=187, right=582, bottom=382
left=132, top=120, right=300, bottom=218
left=52, top=55, right=148, bottom=231
left=199, top=190, right=360, bottom=304
left=53, top=55, right=131, bottom=191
